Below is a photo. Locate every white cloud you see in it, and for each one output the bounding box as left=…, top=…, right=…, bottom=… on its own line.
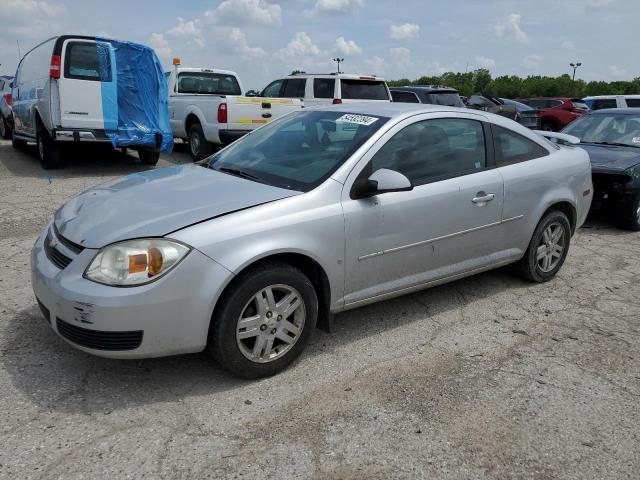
left=609, top=65, right=627, bottom=78
left=334, top=36, right=362, bottom=55
left=0, top=0, right=65, bottom=39
left=389, top=47, right=411, bottom=67
left=587, top=0, right=614, bottom=6
left=428, top=61, right=452, bottom=75
left=475, top=55, right=496, bottom=68
left=307, top=0, right=363, bottom=16
left=168, top=17, right=205, bottom=47
left=561, top=40, right=575, bottom=50
left=148, top=32, right=172, bottom=63
left=494, top=13, right=528, bottom=42
left=390, top=23, right=420, bottom=42
left=205, top=0, right=281, bottom=27
left=365, top=56, right=385, bottom=74
left=229, top=27, right=266, bottom=60
left=277, top=32, right=323, bottom=59
left=522, top=54, right=543, bottom=69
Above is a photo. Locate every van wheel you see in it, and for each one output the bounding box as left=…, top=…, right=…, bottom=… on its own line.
left=615, top=194, right=640, bottom=231
left=0, top=115, right=11, bottom=139
left=208, top=262, right=318, bottom=378
left=517, top=210, right=571, bottom=282
left=188, top=124, right=213, bottom=161
left=138, top=150, right=160, bottom=166
left=36, top=124, right=60, bottom=169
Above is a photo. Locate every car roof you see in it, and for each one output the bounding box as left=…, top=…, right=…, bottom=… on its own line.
left=284, top=73, right=385, bottom=81
left=583, top=95, right=640, bottom=99
left=587, top=107, right=640, bottom=115
left=309, top=102, right=476, bottom=119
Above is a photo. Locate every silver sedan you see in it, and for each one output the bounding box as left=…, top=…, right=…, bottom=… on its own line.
left=31, top=103, right=593, bottom=377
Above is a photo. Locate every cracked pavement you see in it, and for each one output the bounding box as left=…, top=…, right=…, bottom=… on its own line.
left=1, top=139, right=639, bottom=479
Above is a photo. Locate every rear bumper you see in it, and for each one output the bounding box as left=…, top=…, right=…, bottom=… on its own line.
left=53, top=128, right=111, bottom=143
left=219, top=129, right=249, bottom=145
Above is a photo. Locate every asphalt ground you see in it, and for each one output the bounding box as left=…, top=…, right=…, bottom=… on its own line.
left=1, top=139, right=638, bottom=479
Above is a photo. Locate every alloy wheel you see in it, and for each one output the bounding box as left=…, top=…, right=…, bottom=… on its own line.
left=190, top=132, right=200, bottom=157
left=236, top=284, right=306, bottom=363
left=536, top=221, right=565, bottom=273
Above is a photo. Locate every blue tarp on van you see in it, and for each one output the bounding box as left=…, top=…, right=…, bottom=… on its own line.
left=96, top=38, right=173, bottom=152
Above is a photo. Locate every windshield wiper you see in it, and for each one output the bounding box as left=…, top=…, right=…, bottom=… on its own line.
left=217, top=166, right=262, bottom=181
left=585, top=141, right=640, bottom=148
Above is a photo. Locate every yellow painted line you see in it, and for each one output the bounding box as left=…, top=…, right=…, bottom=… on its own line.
left=236, top=119, right=270, bottom=124
left=235, top=98, right=295, bottom=105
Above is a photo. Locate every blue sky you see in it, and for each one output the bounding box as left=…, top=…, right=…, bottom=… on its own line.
left=0, top=0, right=638, bottom=90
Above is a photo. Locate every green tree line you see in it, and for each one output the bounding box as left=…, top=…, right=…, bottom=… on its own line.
left=388, top=69, right=640, bottom=99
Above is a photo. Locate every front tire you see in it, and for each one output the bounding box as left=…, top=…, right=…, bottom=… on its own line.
left=616, top=194, right=640, bottom=231
left=11, top=128, right=27, bottom=150
left=0, top=115, right=11, bottom=139
left=517, top=210, right=571, bottom=282
left=188, top=124, right=213, bottom=161
left=36, top=123, right=60, bottom=169
left=208, top=262, right=318, bottom=378
left=541, top=121, right=557, bottom=132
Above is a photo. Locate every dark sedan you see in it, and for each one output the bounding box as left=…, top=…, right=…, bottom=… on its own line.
left=563, top=108, right=640, bottom=230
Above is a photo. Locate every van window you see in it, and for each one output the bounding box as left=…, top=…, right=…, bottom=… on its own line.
left=340, top=79, right=389, bottom=100
left=626, top=99, right=640, bottom=108
left=64, top=41, right=112, bottom=82
left=591, top=99, right=617, bottom=110
left=313, top=78, right=335, bottom=99
left=177, top=72, right=241, bottom=95
left=282, top=79, right=306, bottom=98
left=261, top=79, right=284, bottom=97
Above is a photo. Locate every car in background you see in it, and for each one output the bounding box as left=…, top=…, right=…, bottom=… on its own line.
left=389, top=85, right=465, bottom=107
left=583, top=95, right=640, bottom=111
left=166, top=66, right=303, bottom=160
left=467, top=94, right=518, bottom=119
left=11, top=35, right=173, bottom=169
left=517, top=97, right=588, bottom=132
left=32, top=103, right=592, bottom=378
left=500, top=98, right=541, bottom=129
left=562, top=108, right=640, bottom=230
left=0, top=75, right=13, bottom=139
left=259, top=73, right=391, bottom=107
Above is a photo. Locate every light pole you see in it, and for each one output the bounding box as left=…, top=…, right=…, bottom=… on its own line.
left=332, top=57, right=344, bottom=74
left=569, top=62, right=582, bottom=81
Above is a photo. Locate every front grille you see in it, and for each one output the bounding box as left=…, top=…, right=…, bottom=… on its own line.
left=36, top=298, right=50, bottom=324
left=56, top=317, right=143, bottom=351
left=53, top=224, right=84, bottom=254
left=44, top=231, right=73, bottom=269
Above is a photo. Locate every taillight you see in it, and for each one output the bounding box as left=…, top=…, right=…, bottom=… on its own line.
left=217, top=103, right=228, bottom=123
left=49, top=54, right=61, bottom=79
left=3, top=93, right=10, bottom=106
left=332, top=98, right=342, bottom=105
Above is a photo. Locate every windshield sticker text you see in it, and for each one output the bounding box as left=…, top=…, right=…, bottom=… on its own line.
left=336, top=114, right=379, bottom=126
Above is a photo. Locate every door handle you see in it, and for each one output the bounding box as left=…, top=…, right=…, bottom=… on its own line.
left=471, top=192, right=495, bottom=205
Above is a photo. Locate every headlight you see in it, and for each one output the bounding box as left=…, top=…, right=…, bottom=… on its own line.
left=84, top=239, right=191, bottom=287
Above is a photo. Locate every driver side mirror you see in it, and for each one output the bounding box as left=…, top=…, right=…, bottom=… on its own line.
left=352, top=168, right=413, bottom=199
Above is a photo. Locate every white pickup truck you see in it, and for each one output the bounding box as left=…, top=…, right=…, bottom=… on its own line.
left=167, top=67, right=303, bottom=160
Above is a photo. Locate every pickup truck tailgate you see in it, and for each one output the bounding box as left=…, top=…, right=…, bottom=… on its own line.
left=226, top=97, right=303, bottom=130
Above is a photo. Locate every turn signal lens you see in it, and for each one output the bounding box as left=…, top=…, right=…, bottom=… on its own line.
left=84, top=239, right=190, bottom=287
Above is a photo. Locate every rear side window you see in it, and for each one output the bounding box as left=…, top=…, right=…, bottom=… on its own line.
left=282, top=79, right=306, bottom=98
left=370, top=118, right=486, bottom=186
left=391, top=91, right=420, bottom=103
left=340, top=79, right=389, bottom=100
left=493, top=125, right=549, bottom=166
left=423, top=92, right=464, bottom=107
left=64, top=41, right=112, bottom=82
left=625, top=99, right=640, bottom=108
left=313, top=78, right=335, bottom=98
left=177, top=72, right=241, bottom=95
left=591, top=99, right=617, bottom=110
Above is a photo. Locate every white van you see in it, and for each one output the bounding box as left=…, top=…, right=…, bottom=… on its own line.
left=11, top=35, right=172, bottom=168
left=258, top=73, right=392, bottom=107
left=583, top=95, right=640, bottom=111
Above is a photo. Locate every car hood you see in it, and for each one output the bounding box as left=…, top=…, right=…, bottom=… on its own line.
left=54, top=164, right=300, bottom=248
left=579, top=143, right=640, bottom=172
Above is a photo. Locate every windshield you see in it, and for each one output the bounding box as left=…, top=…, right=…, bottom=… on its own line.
left=206, top=110, right=390, bottom=191
left=563, top=113, right=640, bottom=147
left=177, top=72, right=241, bottom=95
left=423, top=92, right=464, bottom=107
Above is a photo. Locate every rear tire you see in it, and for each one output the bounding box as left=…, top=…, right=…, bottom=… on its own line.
left=138, top=150, right=160, bottom=166
left=11, top=128, right=27, bottom=150
left=208, top=262, right=318, bottom=379
left=0, top=115, right=10, bottom=139
left=36, top=123, right=60, bottom=169
left=517, top=210, right=571, bottom=282
left=188, top=124, right=213, bottom=161
left=615, top=194, right=640, bottom=231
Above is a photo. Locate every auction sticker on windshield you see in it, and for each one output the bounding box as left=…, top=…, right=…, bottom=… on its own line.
left=336, top=114, right=379, bottom=126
